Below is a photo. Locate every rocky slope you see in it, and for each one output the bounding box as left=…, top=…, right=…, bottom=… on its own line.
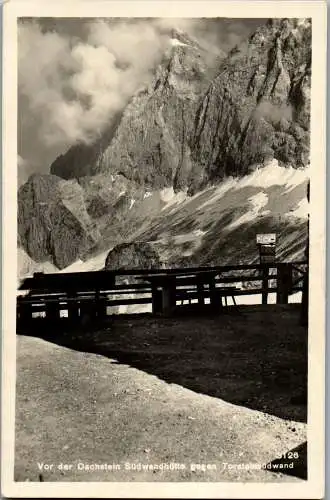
left=18, top=19, right=311, bottom=275
left=105, top=242, right=162, bottom=272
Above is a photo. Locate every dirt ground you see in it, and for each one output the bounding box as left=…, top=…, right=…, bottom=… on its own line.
left=15, top=304, right=307, bottom=482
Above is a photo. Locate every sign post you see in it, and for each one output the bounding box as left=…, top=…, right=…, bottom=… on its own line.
left=256, top=233, right=277, bottom=304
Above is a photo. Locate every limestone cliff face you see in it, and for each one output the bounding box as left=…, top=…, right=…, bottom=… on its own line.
left=51, top=19, right=311, bottom=194
left=95, top=38, right=219, bottom=192
left=50, top=32, right=221, bottom=190
left=17, top=174, right=99, bottom=269
left=17, top=171, right=155, bottom=269
left=190, top=18, right=311, bottom=191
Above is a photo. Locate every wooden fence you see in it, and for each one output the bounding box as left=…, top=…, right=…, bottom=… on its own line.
left=17, top=262, right=307, bottom=324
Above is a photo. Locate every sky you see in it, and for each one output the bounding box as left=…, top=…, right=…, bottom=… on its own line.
left=18, top=17, right=266, bottom=185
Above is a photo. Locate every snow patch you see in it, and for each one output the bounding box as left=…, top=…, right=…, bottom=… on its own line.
left=170, top=38, right=188, bottom=48
left=227, top=192, right=269, bottom=230
left=160, top=187, right=175, bottom=203
left=282, top=167, right=309, bottom=195
left=113, top=291, right=302, bottom=315
left=235, top=291, right=302, bottom=306
left=58, top=249, right=111, bottom=273
left=238, top=159, right=309, bottom=191
left=286, top=198, right=309, bottom=219
left=173, top=229, right=206, bottom=245
left=143, top=191, right=152, bottom=199
left=129, top=198, right=136, bottom=210
left=160, top=187, right=188, bottom=211
left=297, top=18, right=310, bottom=27
left=248, top=192, right=269, bottom=210
left=118, top=303, right=152, bottom=315
left=198, top=160, right=308, bottom=212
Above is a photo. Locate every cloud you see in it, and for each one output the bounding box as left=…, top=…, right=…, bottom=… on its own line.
left=18, top=154, right=35, bottom=186
left=18, top=18, right=267, bottom=173
left=18, top=19, right=172, bottom=149
left=18, top=154, right=28, bottom=173
left=254, top=101, right=293, bottom=124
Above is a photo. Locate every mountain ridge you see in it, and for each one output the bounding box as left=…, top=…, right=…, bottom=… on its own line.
left=50, top=17, right=311, bottom=190
left=18, top=18, right=310, bottom=274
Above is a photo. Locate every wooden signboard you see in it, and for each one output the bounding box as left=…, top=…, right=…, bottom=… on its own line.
left=256, top=235, right=277, bottom=288
left=260, top=254, right=276, bottom=264
left=259, top=245, right=276, bottom=256
left=256, top=233, right=277, bottom=245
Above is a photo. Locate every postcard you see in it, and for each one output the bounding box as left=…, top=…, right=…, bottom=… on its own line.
left=1, top=0, right=326, bottom=498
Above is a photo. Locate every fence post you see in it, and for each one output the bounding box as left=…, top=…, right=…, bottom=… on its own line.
left=196, top=277, right=205, bottom=306
left=67, top=292, right=79, bottom=323
left=301, top=270, right=309, bottom=326
left=209, top=276, right=218, bottom=311
left=162, top=277, right=176, bottom=315
left=18, top=300, right=33, bottom=324
left=261, top=266, right=269, bottom=305
left=151, top=285, right=162, bottom=314
left=276, top=264, right=292, bottom=304
left=95, top=291, right=107, bottom=320
left=45, top=301, right=60, bottom=321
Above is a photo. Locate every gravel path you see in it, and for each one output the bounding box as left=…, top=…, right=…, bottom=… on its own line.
left=15, top=312, right=307, bottom=483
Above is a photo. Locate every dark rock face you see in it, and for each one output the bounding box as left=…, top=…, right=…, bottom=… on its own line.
left=17, top=174, right=99, bottom=269
left=104, top=242, right=162, bottom=271
left=50, top=111, right=124, bottom=180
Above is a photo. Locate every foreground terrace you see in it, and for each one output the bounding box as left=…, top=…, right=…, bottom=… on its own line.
left=16, top=304, right=307, bottom=482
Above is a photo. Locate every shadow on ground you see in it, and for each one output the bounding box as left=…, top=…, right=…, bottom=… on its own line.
left=266, top=441, right=307, bottom=480
left=17, top=304, right=307, bottom=423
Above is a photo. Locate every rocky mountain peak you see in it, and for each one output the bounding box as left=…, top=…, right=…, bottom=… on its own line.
left=19, top=19, right=311, bottom=273
left=190, top=16, right=311, bottom=188
left=50, top=18, right=310, bottom=192
left=51, top=26, right=218, bottom=188
left=169, top=28, right=198, bottom=47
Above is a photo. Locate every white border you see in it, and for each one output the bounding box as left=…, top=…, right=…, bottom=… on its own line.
left=1, top=1, right=327, bottom=498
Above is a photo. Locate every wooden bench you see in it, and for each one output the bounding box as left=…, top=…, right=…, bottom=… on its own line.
left=175, top=287, right=238, bottom=306
left=138, top=273, right=240, bottom=315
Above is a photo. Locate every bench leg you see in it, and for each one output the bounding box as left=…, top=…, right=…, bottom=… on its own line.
left=45, top=303, right=60, bottom=321
left=67, top=299, right=79, bottom=322
left=224, top=296, right=228, bottom=307
left=96, top=301, right=107, bottom=320
left=232, top=295, right=236, bottom=306
left=19, top=304, right=33, bottom=323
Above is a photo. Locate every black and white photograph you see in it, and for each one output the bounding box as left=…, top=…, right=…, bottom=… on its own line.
left=1, top=1, right=326, bottom=498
